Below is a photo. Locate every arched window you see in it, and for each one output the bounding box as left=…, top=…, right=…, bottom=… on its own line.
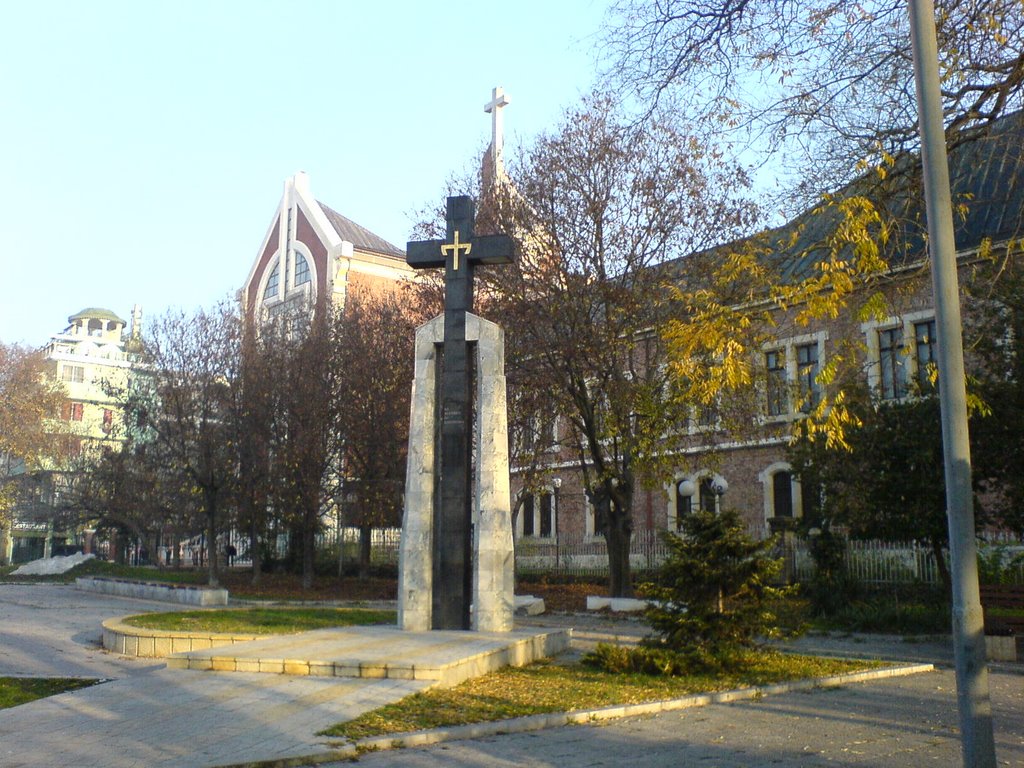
left=669, top=473, right=726, bottom=529
left=759, top=462, right=801, bottom=522
left=519, top=490, right=555, bottom=538
left=263, top=261, right=280, bottom=301
left=697, top=477, right=717, bottom=513
left=293, top=253, right=311, bottom=287
left=773, top=471, right=794, bottom=518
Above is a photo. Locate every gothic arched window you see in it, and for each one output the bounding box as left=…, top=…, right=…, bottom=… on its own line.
left=293, top=253, right=311, bottom=287
left=263, top=260, right=280, bottom=300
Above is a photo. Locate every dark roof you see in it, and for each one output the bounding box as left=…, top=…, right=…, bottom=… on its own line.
left=662, top=110, right=1024, bottom=286
left=318, top=202, right=405, bottom=259
left=771, top=110, right=1024, bottom=281
left=68, top=308, right=126, bottom=324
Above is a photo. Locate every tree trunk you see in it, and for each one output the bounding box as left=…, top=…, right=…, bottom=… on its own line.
left=249, top=515, right=262, bottom=586
left=301, top=515, right=315, bottom=590
left=604, top=519, right=634, bottom=598
left=931, top=537, right=952, bottom=596
left=358, top=525, right=372, bottom=580
left=205, top=490, right=219, bottom=588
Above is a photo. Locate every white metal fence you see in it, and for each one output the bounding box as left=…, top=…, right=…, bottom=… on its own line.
left=174, top=526, right=1024, bottom=586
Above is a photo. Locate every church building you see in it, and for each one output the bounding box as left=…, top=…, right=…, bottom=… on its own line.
left=240, top=172, right=413, bottom=321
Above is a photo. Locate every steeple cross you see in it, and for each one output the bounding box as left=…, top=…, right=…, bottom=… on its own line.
left=484, top=86, right=510, bottom=177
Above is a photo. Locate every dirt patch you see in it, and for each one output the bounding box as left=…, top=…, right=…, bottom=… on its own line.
left=220, top=571, right=397, bottom=602
left=216, top=570, right=607, bottom=612
left=519, top=581, right=607, bottom=613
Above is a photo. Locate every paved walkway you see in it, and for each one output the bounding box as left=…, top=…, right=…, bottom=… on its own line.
left=341, top=668, right=1024, bottom=767
left=1, top=584, right=1021, bottom=767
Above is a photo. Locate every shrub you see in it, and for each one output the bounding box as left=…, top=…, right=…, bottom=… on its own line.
left=641, top=509, right=797, bottom=662
left=581, top=642, right=726, bottom=676
left=803, top=525, right=862, bottom=614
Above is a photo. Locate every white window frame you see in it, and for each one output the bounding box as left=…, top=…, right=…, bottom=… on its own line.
left=758, top=461, right=803, bottom=522
left=862, top=310, right=935, bottom=400
left=761, top=331, right=828, bottom=421
left=666, top=471, right=726, bottom=530
left=516, top=487, right=557, bottom=539
left=260, top=253, right=283, bottom=305
left=287, top=242, right=317, bottom=298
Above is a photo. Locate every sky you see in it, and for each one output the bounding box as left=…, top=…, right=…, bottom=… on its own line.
left=0, top=0, right=609, bottom=347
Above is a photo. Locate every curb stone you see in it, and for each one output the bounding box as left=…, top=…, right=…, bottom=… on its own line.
left=209, top=662, right=936, bottom=768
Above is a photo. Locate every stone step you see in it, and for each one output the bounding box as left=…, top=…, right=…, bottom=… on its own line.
left=166, top=625, right=571, bottom=688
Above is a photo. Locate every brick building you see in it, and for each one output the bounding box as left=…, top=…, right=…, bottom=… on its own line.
left=509, top=111, right=1024, bottom=546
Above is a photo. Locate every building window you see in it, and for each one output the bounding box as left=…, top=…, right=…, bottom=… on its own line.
left=263, top=261, right=280, bottom=301
left=772, top=472, right=794, bottom=518
left=513, top=412, right=558, bottom=456
left=293, top=253, right=311, bottom=287
left=61, top=365, right=85, bottom=383
left=539, top=493, right=553, bottom=537
left=796, top=342, right=820, bottom=412
left=878, top=327, right=906, bottom=400
left=102, top=409, right=113, bottom=434
left=520, top=491, right=554, bottom=538
left=63, top=402, right=84, bottom=421
left=914, top=319, right=937, bottom=391
left=759, top=462, right=802, bottom=522
left=673, top=475, right=721, bottom=528
left=765, top=349, right=787, bottom=417
left=694, top=401, right=719, bottom=429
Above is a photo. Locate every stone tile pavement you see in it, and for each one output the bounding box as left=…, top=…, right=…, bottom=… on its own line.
left=0, top=666, right=428, bottom=767
left=1, top=584, right=438, bottom=767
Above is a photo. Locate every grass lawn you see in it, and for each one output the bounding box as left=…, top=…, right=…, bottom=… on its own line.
left=122, top=607, right=396, bottom=634
left=321, top=652, right=883, bottom=741
left=1, top=559, right=209, bottom=585
left=0, top=678, right=97, bottom=710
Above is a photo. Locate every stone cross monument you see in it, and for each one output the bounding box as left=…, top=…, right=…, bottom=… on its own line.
left=400, top=196, right=516, bottom=631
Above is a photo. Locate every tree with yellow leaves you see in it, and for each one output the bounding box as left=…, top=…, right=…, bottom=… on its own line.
left=0, top=341, right=67, bottom=561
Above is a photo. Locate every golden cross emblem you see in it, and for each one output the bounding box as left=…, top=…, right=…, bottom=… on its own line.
left=440, top=229, right=473, bottom=271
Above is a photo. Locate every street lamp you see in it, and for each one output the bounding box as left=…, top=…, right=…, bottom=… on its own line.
left=552, top=478, right=562, bottom=568
left=711, top=474, right=729, bottom=498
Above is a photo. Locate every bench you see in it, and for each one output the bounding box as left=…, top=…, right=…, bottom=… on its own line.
left=980, top=584, right=1024, bottom=637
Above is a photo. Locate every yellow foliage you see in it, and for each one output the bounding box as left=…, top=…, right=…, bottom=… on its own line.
left=662, top=190, right=896, bottom=449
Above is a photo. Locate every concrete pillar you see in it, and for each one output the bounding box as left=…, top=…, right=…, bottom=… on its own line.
left=398, top=313, right=515, bottom=632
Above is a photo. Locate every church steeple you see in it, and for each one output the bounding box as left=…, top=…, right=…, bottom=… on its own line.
left=483, top=86, right=510, bottom=188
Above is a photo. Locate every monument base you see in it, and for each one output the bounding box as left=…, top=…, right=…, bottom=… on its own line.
left=398, top=312, right=515, bottom=632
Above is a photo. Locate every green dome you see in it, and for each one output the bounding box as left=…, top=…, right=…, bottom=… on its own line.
left=68, top=307, right=126, bottom=325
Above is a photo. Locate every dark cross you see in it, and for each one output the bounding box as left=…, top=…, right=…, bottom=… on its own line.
left=407, top=195, right=515, bottom=630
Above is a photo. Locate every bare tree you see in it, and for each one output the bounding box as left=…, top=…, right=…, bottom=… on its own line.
left=115, top=302, right=243, bottom=586
left=483, top=94, right=760, bottom=597
left=259, top=306, right=339, bottom=590
left=235, top=322, right=275, bottom=583
left=330, top=290, right=419, bottom=578
left=605, top=0, right=1024, bottom=212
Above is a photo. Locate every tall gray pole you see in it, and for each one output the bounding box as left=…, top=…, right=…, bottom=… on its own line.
left=907, top=1, right=997, bottom=765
